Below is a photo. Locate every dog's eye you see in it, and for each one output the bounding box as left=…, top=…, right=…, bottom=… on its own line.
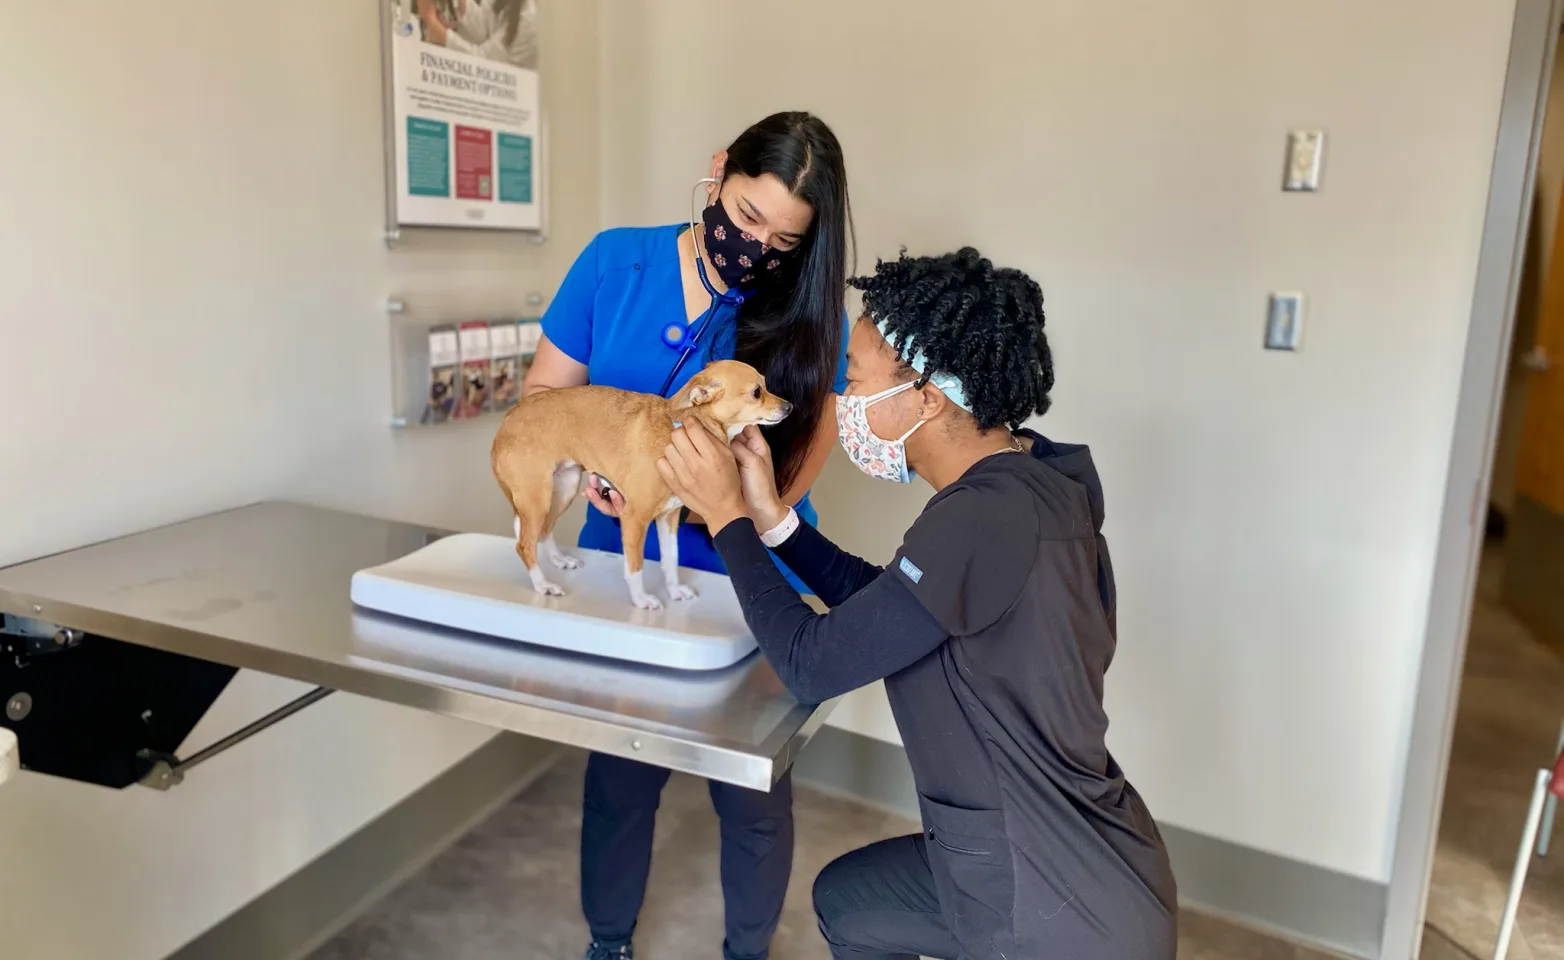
left=751, top=386, right=762, bottom=399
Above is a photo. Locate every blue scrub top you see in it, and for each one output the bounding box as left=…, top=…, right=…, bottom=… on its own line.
left=541, top=224, right=849, bottom=594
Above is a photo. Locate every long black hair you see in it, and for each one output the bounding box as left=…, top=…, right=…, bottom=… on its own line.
left=720, top=112, right=853, bottom=495
left=850, top=247, right=1053, bottom=430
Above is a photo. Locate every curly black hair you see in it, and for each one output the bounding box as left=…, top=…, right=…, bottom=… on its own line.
left=849, top=247, right=1053, bottom=431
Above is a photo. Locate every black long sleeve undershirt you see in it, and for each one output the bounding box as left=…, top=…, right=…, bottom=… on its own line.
left=712, top=518, right=949, bottom=705
left=769, top=518, right=882, bottom=605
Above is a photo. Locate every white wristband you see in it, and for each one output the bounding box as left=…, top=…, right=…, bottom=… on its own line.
left=759, top=507, right=800, bottom=548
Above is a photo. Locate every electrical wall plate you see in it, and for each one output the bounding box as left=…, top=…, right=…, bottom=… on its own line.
left=1265, top=292, right=1305, bottom=351
left=1283, top=129, right=1326, bottom=192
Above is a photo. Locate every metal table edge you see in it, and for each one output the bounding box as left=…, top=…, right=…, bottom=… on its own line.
left=0, top=585, right=826, bottom=791
left=768, top=695, right=839, bottom=780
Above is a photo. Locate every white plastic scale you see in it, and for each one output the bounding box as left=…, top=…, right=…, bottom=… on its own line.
left=350, top=534, right=758, bottom=671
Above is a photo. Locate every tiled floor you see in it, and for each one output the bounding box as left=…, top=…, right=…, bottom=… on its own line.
left=312, top=545, right=1563, bottom=960
left=1422, top=547, right=1564, bottom=960
left=313, top=750, right=1345, bottom=960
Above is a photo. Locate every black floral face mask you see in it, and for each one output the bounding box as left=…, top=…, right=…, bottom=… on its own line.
left=700, top=193, right=792, bottom=289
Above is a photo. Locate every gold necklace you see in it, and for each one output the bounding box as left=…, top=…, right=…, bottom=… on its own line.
left=985, top=434, right=1025, bottom=459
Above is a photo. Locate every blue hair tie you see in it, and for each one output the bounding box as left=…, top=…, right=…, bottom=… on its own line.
left=875, top=318, right=972, bottom=412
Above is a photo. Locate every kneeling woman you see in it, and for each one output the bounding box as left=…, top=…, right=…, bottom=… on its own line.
left=657, top=248, right=1178, bottom=960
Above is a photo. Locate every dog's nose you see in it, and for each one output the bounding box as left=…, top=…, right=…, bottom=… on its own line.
left=779, top=401, right=794, bottom=417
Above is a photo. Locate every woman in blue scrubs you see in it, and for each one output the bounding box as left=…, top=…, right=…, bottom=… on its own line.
left=522, top=111, right=852, bottom=960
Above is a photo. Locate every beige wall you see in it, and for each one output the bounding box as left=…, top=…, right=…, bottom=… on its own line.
left=0, top=1, right=599, bottom=957
left=599, top=0, right=1514, bottom=883
left=0, top=0, right=1523, bottom=936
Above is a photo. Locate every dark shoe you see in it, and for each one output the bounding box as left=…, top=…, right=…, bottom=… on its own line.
left=584, top=940, right=633, bottom=960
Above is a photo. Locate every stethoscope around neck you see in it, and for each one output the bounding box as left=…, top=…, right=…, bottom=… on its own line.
left=658, top=177, right=749, bottom=398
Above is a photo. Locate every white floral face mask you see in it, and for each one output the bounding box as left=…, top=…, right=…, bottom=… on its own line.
left=835, top=381, right=926, bottom=483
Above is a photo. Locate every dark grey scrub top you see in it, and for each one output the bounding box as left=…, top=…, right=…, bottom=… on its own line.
left=713, top=433, right=1178, bottom=959
left=887, top=438, right=1177, bottom=958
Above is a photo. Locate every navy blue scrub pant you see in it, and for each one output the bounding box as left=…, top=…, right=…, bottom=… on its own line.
left=580, top=751, right=795, bottom=960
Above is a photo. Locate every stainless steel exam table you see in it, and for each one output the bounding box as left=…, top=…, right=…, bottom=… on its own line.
left=0, top=502, right=831, bottom=792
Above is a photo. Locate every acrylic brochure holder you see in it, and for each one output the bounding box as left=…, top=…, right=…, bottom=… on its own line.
left=350, top=534, right=759, bottom=671
left=384, top=298, right=543, bottom=429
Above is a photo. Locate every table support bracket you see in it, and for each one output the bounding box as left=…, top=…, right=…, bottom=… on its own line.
left=137, top=687, right=335, bottom=790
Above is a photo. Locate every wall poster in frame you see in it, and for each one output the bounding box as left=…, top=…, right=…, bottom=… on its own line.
left=381, top=0, right=542, bottom=233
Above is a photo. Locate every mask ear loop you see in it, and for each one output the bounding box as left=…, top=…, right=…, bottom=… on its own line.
left=886, top=334, right=935, bottom=442
left=900, top=366, right=943, bottom=442
left=895, top=418, right=929, bottom=444
left=859, top=380, right=928, bottom=442
left=861, top=379, right=920, bottom=406
left=894, top=382, right=931, bottom=443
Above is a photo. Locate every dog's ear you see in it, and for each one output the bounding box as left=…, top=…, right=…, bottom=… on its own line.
left=672, top=374, right=724, bottom=408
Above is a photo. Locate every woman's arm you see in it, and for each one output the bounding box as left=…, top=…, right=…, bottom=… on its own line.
left=714, top=520, right=947, bottom=704
left=727, top=424, right=878, bottom=603
left=769, top=522, right=882, bottom=607
left=526, top=236, right=627, bottom=516
left=522, top=336, right=588, bottom=396
left=657, top=427, right=946, bottom=702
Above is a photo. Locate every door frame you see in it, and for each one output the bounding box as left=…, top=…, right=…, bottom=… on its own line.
left=1382, top=0, right=1563, bottom=956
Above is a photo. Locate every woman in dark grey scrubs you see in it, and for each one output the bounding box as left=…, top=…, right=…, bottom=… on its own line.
left=657, top=247, right=1178, bottom=960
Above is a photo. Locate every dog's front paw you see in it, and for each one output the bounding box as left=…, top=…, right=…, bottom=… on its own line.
left=631, top=592, right=664, bottom=611
left=668, top=583, right=698, bottom=602
left=528, top=570, right=566, bottom=597
left=550, top=553, right=583, bottom=570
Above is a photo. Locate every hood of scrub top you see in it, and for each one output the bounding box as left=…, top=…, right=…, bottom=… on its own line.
left=1017, top=429, right=1107, bottom=534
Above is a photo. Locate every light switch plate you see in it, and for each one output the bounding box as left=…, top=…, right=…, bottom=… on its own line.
left=1265, top=292, right=1305, bottom=350
left=1283, top=129, right=1325, bottom=192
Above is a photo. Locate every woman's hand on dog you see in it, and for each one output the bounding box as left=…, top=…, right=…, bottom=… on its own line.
left=658, top=425, right=748, bottom=534
left=583, top=474, right=626, bottom=517
left=730, top=426, right=789, bottom=532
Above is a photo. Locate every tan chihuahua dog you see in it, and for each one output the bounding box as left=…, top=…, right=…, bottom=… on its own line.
left=491, top=360, right=792, bottom=609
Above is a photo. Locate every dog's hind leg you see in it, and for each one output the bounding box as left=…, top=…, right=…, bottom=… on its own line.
left=507, top=477, right=564, bottom=597
left=541, top=462, right=584, bottom=570
left=655, top=509, right=696, bottom=601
